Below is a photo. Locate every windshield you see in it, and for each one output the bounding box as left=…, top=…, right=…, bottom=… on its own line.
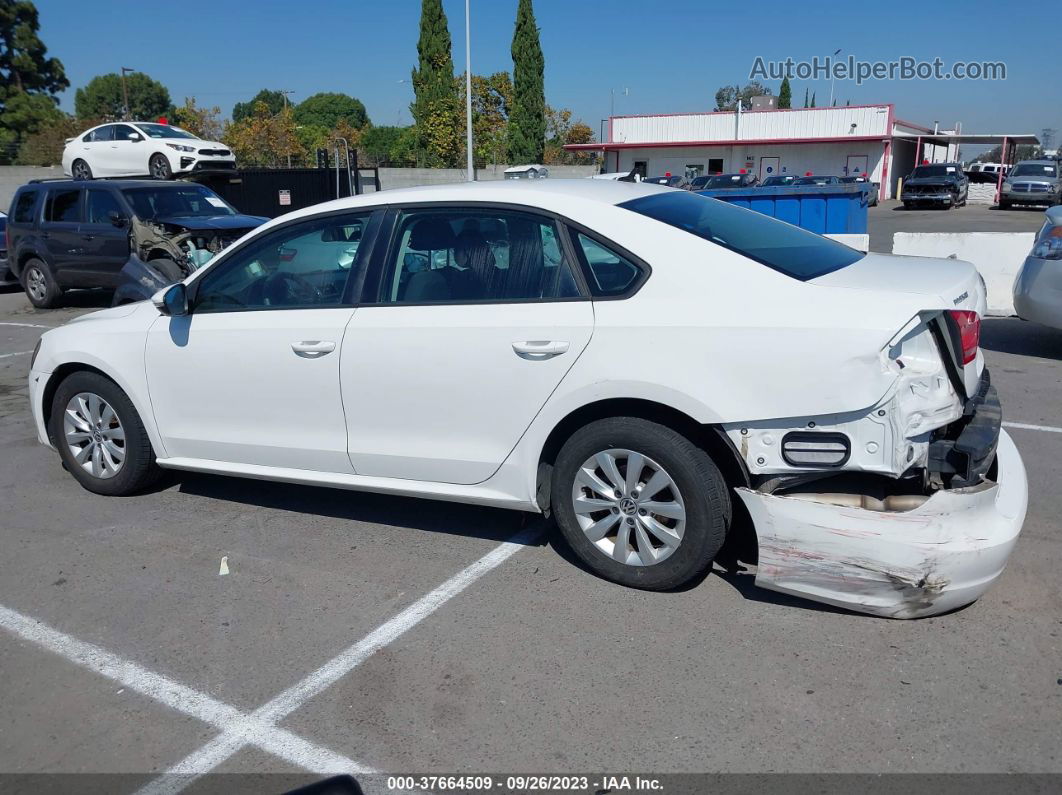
left=122, top=185, right=235, bottom=219
left=911, top=165, right=957, bottom=178
left=705, top=175, right=744, bottom=188
left=1011, top=163, right=1058, bottom=178
left=762, top=176, right=793, bottom=185
left=134, top=123, right=199, bottom=140
left=620, top=191, right=864, bottom=281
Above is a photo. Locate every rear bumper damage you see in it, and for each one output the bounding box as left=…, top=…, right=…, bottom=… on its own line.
left=736, top=428, right=1027, bottom=618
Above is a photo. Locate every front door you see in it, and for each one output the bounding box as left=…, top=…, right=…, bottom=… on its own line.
left=145, top=210, right=376, bottom=472
left=342, top=206, right=594, bottom=485
left=79, top=188, right=131, bottom=287
left=846, top=155, right=869, bottom=178
left=106, top=124, right=144, bottom=176
left=759, top=156, right=780, bottom=181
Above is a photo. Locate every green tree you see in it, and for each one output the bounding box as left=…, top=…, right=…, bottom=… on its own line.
left=222, top=101, right=302, bottom=167
left=778, top=76, right=791, bottom=109
left=0, top=0, right=68, bottom=161
left=544, top=105, right=595, bottom=165
left=803, top=87, right=808, bottom=108
left=360, top=125, right=411, bottom=164
left=713, top=81, right=770, bottom=112
left=810, top=91, right=816, bottom=108
left=75, top=72, right=171, bottom=120
left=294, top=92, right=369, bottom=130
left=233, top=89, right=286, bottom=122
left=410, top=0, right=461, bottom=167
left=508, top=0, right=545, bottom=163
left=171, top=97, right=223, bottom=140
left=15, top=112, right=84, bottom=166
left=459, top=71, right=512, bottom=165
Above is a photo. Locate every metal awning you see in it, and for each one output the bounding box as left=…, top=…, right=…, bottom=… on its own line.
left=892, top=133, right=1040, bottom=146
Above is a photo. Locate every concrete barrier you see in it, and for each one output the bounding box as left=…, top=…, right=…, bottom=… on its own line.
left=892, top=232, right=1035, bottom=316
left=826, top=233, right=869, bottom=251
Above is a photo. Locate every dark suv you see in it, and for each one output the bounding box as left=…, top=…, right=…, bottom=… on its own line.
left=6, top=180, right=266, bottom=308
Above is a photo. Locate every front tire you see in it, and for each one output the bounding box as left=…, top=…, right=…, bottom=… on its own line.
left=149, top=153, right=173, bottom=180
left=71, top=159, right=93, bottom=180
left=551, top=417, right=731, bottom=591
left=50, top=371, right=162, bottom=496
left=22, top=258, right=61, bottom=308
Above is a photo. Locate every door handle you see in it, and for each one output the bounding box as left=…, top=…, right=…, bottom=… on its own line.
left=81, top=234, right=95, bottom=241
left=291, top=340, right=336, bottom=358
left=512, top=340, right=569, bottom=359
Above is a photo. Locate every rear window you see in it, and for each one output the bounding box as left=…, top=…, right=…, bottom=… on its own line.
left=45, top=189, right=81, bottom=223
left=620, top=191, right=864, bottom=281
left=13, top=190, right=38, bottom=223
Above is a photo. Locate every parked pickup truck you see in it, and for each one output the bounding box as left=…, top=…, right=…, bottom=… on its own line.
left=902, top=163, right=969, bottom=209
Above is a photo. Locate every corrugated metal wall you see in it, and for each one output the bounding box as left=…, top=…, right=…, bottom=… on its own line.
left=611, top=105, right=891, bottom=144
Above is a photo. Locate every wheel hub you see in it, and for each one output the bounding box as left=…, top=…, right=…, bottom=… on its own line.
left=571, top=448, right=686, bottom=567
left=63, top=392, right=126, bottom=480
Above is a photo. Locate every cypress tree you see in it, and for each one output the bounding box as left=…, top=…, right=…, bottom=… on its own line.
left=778, top=77, right=792, bottom=109
left=410, top=0, right=460, bottom=166
left=803, top=87, right=808, bottom=108
left=508, top=0, right=545, bottom=164
left=810, top=91, right=816, bottom=108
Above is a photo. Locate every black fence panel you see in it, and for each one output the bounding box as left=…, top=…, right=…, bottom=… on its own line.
left=193, top=167, right=355, bottom=218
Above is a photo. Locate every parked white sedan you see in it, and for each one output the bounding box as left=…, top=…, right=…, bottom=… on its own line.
left=62, top=122, right=235, bottom=180
left=27, top=180, right=1027, bottom=618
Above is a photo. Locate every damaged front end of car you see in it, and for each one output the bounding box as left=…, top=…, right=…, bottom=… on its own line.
left=724, top=310, right=1028, bottom=618
left=111, top=217, right=250, bottom=306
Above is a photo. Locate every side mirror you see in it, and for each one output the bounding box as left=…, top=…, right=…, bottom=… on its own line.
left=108, top=210, right=128, bottom=228
left=128, top=132, right=142, bottom=141
left=152, top=283, right=188, bottom=316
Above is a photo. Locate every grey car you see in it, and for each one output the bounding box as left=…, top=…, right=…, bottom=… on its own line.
left=1013, top=205, right=1062, bottom=329
left=999, top=160, right=1061, bottom=209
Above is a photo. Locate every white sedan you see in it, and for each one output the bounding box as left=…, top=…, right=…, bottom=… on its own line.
left=62, top=122, right=235, bottom=180
left=27, top=180, right=1027, bottom=618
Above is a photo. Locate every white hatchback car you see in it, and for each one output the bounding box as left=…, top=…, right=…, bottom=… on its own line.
left=27, top=180, right=1028, bottom=618
left=62, top=122, right=235, bottom=181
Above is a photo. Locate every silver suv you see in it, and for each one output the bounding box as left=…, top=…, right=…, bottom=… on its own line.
left=1000, top=160, right=1061, bottom=209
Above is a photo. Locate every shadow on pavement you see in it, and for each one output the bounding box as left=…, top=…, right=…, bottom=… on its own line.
left=174, top=470, right=546, bottom=547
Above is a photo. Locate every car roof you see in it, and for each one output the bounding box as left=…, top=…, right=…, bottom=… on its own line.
left=1013, top=159, right=1057, bottom=166
left=26, top=179, right=203, bottom=190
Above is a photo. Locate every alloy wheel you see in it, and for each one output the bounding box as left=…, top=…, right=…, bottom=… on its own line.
left=150, top=156, right=171, bottom=179
left=570, top=448, right=686, bottom=566
left=63, top=392, right=126, bottom=479
left=72, top=161, right=90, bottom=180
left=26, top=267, right=47, bottom=303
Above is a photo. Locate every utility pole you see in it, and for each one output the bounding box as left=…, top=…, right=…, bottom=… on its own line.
left=281, top=90, right=295, bottom=168
left=828, top=48, right=841, bottom=108
left=464, top=0, right=474, bottom=181
left=120, top=67, right=135, bottom=120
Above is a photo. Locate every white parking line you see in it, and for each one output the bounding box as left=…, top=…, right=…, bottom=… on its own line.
left=0, top=322, right=53, bottom=328
left=0, top=350, right=31, bottom=359
left=1004, top=421, right=1062, bottom=434
left=0, top=527, right=536, bottom=794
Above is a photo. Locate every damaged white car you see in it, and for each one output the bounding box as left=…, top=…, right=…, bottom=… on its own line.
left=27, top=180, right=1027, bottom=618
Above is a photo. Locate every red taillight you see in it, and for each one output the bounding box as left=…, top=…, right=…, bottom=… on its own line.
left=949, top=309, right=980, bottom=365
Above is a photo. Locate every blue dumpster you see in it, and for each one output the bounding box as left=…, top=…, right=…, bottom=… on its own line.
left=695, top=184, right=868, bottom=235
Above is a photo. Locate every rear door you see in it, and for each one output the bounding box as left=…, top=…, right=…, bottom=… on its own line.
left=79, top=188, right=131, bottom=286
left=40, top=188, right=84, bottom=284
left=341, top=205, right=595, bottom=484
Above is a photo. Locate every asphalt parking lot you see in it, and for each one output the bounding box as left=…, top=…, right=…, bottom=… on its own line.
left=1, top=270, right=1060, bottom=793
left=868, top=200, right=1046, bottom=253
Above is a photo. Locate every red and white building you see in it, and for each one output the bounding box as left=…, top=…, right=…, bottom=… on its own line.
left=565, top=104, right=963, bottom=200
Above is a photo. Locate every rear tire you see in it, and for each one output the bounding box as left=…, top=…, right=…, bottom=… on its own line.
left=149, top=153, right=173, bottom=180
left=50, top=371, right=162, bottom=496
left=551, top=417, right=731, bottom=591
left=22, top=258, right=61, bottom=308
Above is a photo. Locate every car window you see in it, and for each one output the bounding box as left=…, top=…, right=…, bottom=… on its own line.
left=620, top=191, right=864, bottom=281
left=381, top=208, right=581, bottom=304
left=85, top=190, right=124, bottom=225
left=83, top=126, right=113, bottom=143
left=113, top=124, right=139, bottom=141
left=193, top=213, right=370, bottom=313
left=135, top=123, right=198, bottom=140
left=572, top=232, right=644, bottom=297
left=1011, top=163, right=1058, bottom=178
left=122, top=185, right=235, bottom=219
left=45, top=189, right=81, bottom=223
left=13, top=190, right=38, bottom=223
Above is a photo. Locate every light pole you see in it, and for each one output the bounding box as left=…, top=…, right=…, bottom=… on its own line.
left=120, top=67, right=135, bottom=120
left=464, top=0, right=474, bottom=181
left=828, top=48, right=841, bottom=107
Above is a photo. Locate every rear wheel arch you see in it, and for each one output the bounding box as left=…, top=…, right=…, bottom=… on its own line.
left=536, top=398, right=750, bottom=509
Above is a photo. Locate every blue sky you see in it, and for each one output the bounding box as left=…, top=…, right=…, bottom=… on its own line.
left=36, top=0, right=1061, bottom=151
